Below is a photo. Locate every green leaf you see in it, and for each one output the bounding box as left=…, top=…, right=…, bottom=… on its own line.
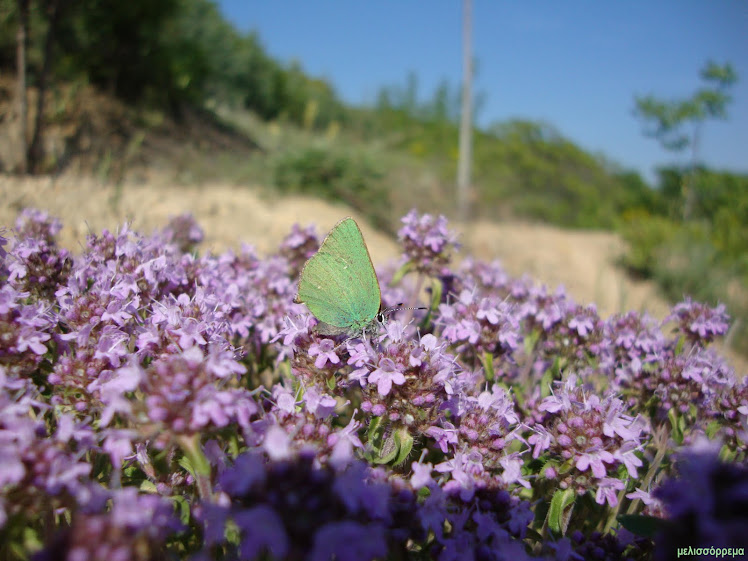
left=429, top=278, right=443, bottom=312
left=617, top=514, right=665, bottom=538
left=22, top=526, right=43, bottom=553
left=668, top=409, right=684, bottom=445
left=523, top=328, right=540, bottom=358
left=557, top=459, right=575, bottom=475
left=547, top=488, right=576, bottom=535
left=705, top=420, right=721, bottom=439
left=373, top=432, right=399, bottom=464
left=364, top=416, right=386, bottom=461
left=481, top=351, right=495, bottom=382
left=540, top=367, right=555, bottom=398
left=367, top=415, right=384, bottom=443
left=177, top=434, right=212, bottom=477
left=140, top=480, right=158, bottom=493
left=390, top=261, right=415, bottom=285
left=719, top=444, right=736, bottom=463
left=674, top=335, right=686, bottom=356
left=178, top=454, right=196, bottom=480
left=172, top=494, right=192, bottom=525
left=393, top=427, right=414, bottom=466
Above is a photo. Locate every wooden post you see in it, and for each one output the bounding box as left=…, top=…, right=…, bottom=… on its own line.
left=16, top=0, right=30, bottom=174
left=456, top=0, right=473, bottom=222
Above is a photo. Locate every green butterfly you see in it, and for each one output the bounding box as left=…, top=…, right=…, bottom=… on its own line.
left=295, top=217, right=383, bottom=336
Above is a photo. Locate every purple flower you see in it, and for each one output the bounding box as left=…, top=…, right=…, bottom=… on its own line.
left=500, top=453, right=531, bottom=488
left=576, top=450, right=616, bottom=478
left=303, top=385, right=338, bottom=419
left=594, top=477, right=626, bottom=507
left=528, top=425, right=553, bottom=458
left=653, top=443, right=748, bottom=553
left=14, top=208, right=62, bottom=244
left=310, top=520, right=387, bottom=561
left=411, top=461, right=435, bottom=489
left=0, top=285, right=55, bottom=378
left=309, top=338, right=341, bottom=369
left=368, top=357, right=406, bottom=396
left=3, top=208, right=746, bottom=558
left=140, top=346, right=257, bottom=434
left=600, top=311, right=667, bottom=386
left=263, top=425, right=292, bottom=461
left=569, top=305, right=597, bottom=337
left=32, top=488, right=184, bottom=561
left=426, top=422, right=460, bottom=453
left=626, top=487, right=662, bottom=510
left=233, top=505, right=289, bottom=560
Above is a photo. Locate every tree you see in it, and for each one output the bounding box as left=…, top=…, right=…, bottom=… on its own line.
left=634, top=61, right=738, bottom=219
left=28, top=0, right=64, bottom=172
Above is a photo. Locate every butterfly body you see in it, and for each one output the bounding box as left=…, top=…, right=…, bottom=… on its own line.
left=295, top=217, right=382, bottom=336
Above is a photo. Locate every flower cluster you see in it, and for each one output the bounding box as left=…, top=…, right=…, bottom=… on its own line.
left=209, top=451, right=537, bottom=561
left=438, top=288, right=522, bottom=368
left=517, top=285, right=604, bottom=377
left=0, top=207, right=745, bottom=560
left=33, top=488, right=184, bottom=561
left=666, top=297, right=730, bottom=346
left=528, top=375, right=648, bottom=506
left=652, top=440, right=748, bottom=555
left=278, top=222, right=320, bottom=277
left=352, top=324, right=462, bottom=430
left=398, top=209, right=459, bottom=276
left=0, top=283, right=54, bottom=378
left=6, top=208, right=71, bottom=301
left=599, top=311, right=666, bottom=389
left=160, top=211, right=205, bottom=253
left=0, top=379, right=98, bottom=531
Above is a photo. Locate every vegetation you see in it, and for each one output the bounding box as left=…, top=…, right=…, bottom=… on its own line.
left=621, top=165, right=748, bottom=352
left=0, top=208, right=744, bottom=559
left=1, top=0, right=746, bottom=354
left=628, top=61, right=746, bottom=353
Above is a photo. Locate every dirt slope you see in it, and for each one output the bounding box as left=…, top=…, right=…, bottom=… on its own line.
left=1, top=173, right=742, bottom=371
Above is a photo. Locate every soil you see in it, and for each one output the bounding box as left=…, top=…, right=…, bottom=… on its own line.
left=2, top=172, right=744, bottom=373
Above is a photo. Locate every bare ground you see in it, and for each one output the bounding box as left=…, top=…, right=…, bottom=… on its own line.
left=2, top=173, right=743, bottom=372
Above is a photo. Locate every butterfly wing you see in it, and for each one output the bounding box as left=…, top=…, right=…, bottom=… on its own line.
left=296, top=217, right=381, bottom=332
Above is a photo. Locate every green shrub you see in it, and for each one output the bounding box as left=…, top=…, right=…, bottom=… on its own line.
left=273, top=146, right=390, bottom=230
left=622, top=209, right=748, bottom=356
left=620, top=211, right=680, bottom=276
left=651, top=226, right=719, bottom=302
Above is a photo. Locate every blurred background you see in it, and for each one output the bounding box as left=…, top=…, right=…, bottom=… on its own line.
left=0, top=0, right=746, bottom=360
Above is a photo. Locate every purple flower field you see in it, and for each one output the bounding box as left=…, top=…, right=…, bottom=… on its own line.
left=1, top=208, right=746, bottom=560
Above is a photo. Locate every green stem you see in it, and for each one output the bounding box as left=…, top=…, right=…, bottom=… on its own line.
left=626, top=424, right=668, bottom=515
left=177, top=434, right=213, bottom=501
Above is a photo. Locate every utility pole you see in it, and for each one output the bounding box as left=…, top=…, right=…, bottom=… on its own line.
left=456, top=0, right=473, bottom=222
left=16, top=0, right=30, bottom=174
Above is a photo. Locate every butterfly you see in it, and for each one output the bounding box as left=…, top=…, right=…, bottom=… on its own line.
left=295, top=217, right=383, bottom=336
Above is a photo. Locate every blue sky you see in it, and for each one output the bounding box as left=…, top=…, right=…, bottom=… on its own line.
left=217, top=1, right=748, bottom=184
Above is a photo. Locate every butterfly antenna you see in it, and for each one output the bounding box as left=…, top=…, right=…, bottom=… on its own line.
left=379, top=302, right=428, bottom=322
